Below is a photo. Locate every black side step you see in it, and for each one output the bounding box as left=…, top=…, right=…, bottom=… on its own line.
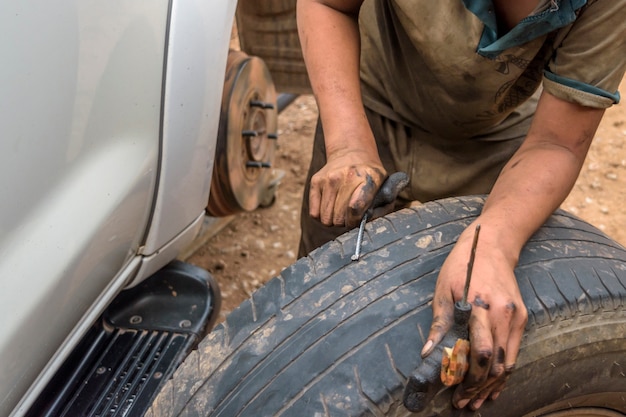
left=26, top=261, right=221, bottom=417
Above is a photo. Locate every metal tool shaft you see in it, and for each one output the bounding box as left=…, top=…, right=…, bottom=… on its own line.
left=351, top=213, right=368, bottom=261
left=350, top=172, right=409, bottom=262
left=461, top=224, right=481, bottom=307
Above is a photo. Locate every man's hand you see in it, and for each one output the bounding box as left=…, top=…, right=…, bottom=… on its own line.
left=309, top=147, right=386, bottom=228
left=422, top=223, right=528, bottom=410
left=298, top=0, right=384, bottom=229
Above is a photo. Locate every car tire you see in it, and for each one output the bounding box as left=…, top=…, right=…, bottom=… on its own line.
left=148, top=195, right=626, bottom=417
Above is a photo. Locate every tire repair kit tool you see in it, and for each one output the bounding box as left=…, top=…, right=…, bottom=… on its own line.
left=351, top=172, right=409, bottom=261
left=402, top=224, right=481, bottom=412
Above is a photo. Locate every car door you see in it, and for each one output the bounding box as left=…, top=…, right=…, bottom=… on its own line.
left=0, top=1, right=168, bottom=413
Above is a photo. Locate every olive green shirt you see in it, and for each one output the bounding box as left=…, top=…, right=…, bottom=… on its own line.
left=359, top=0, right=626, bottom=140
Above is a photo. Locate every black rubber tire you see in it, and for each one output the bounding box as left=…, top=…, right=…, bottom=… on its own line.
left=148, top=196, right=626, bottom=417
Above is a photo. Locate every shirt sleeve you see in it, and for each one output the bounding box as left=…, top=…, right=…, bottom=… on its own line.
left=544, top=0, right=626, bottom=108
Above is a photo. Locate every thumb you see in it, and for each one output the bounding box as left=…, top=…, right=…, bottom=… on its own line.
left=346, top=175, right=381, bottom=227
left=422, top=300, right=454, bottom=358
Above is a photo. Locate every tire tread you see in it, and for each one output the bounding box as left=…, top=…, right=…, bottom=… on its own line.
left=149, top=196, right=626, bottom=416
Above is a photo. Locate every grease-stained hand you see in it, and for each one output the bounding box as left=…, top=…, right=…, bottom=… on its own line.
left=421, top=223, right=528, bottom=410
left=309, top=147, right=386, bottom=228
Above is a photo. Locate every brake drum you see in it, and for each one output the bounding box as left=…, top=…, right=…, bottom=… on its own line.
left=207, top=50, right=278, bottom=216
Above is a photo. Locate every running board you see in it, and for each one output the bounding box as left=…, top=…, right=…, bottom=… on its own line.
left=26, top=261, right=221, bottom=417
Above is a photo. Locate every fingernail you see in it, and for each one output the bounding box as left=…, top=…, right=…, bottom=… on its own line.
left=491, top=392, right=500, bottom=400
left=471, top=399, right=484, bottom=410
left=456, top=399, right=470, bottom=409
left=421, top=340, right=433, bottom=357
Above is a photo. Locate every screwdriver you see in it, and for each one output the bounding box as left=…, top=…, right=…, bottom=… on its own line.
left=439, top=224, right=480, bottom=387
left=351, top=172, right=409, bottom=261
left=403, top=224, right=481, bottom=412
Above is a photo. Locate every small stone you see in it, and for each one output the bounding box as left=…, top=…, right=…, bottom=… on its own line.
left=600, top=207, right=609, bottom=214
left=605, top=172, right=618, bottom=181
left=213, top=260, right=226, bottom=270
left=587, top=162, right=599, bottom=171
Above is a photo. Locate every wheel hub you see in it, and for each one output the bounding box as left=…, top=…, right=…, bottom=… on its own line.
left=207, top=50, right=278, bottom=216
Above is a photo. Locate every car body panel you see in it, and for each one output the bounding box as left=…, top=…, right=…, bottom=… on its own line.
left=0, top=0, right=236, bottom=414
left=139, top=0, right=235, bottom=259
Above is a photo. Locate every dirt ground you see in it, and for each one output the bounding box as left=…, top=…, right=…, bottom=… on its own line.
left=188, top=79, right=626, bottom=320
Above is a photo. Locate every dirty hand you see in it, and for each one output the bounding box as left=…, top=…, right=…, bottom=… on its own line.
left=422, top=223, right=528, bottom=410
left=309, top=147, right=386, bottom=228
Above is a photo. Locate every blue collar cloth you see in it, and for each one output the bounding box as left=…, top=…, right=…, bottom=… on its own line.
left=462, top=0, right=587, bottom=59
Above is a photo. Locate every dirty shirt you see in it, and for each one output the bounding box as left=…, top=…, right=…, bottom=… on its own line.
left=359, top=0, right=626, bottom=140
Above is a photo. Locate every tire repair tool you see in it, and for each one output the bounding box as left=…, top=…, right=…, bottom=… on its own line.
left=351, top=172, right=409, bottom=261
left=402, top=224, right=481, bottom=412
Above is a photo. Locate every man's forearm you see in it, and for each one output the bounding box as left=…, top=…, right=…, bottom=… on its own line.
left=478, top=142, right=588, bottom=264
left=297, top=0, right=376, bottom=156
left=477, top=92, right=605, bottom=263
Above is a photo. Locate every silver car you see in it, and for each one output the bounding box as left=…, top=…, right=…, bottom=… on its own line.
left=2, top=1, right=625, bottom=416
left=1, top=1, right=238, bottom=414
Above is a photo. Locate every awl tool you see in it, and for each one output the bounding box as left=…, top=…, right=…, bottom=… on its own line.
left=440, top=224, right=480, bottom=386
left=351, top=172, right=409, bottom=261
left=403, top=224, right=481, bottom=412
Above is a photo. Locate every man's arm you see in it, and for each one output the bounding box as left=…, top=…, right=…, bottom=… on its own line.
left=480, top=91, right=604, bottom=259
left=297, top=0, right=386, bottom=228
left=424, top=90, right=605, bottom=410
